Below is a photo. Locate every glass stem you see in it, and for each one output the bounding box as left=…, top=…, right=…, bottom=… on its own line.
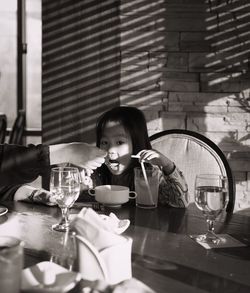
left=60, top=207, right=69, bottom=227
left=205, top=218, right=221, bottom=244
left=206, top=219, right=215, bottom=234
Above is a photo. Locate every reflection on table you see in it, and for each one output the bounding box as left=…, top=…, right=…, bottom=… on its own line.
left=0, top=201, right=250, bottom=293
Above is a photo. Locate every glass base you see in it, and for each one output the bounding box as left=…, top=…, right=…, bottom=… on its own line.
left=52, top=222, right=69, bottom=232
left=136, top=203, right=157, bottom=209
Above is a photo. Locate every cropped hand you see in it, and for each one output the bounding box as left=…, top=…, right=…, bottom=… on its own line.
left=68, top=143, right=106, bottom=172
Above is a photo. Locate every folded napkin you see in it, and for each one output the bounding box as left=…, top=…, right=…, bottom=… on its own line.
left=70, top=208, right=129, bottom=250
left=70, top=208, right=132, bottom=285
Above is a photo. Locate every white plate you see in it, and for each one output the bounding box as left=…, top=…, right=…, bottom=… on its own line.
left=0, top=205, right=8, bottom=216
left=21, top=261, right=81, bottom=292
left=103, top=203, right=122, bottom=208
left=99, top=213, right=130, bottom=234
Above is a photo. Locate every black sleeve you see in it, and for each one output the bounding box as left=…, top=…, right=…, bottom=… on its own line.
left=0, top=185, right=22, bottom=201
left=0, top=144, right=50, bottom=186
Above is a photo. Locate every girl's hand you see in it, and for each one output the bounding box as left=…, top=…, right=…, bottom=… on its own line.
left=136, top=149, right=175, bottom=173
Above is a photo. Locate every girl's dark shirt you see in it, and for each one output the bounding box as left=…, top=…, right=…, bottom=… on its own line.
left=94, top=164, right=137, bottom=191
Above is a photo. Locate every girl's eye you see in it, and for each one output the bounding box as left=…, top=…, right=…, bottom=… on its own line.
left=117, top=141, right=124, bottom=145
left=100, top=141, right=108, bottom=146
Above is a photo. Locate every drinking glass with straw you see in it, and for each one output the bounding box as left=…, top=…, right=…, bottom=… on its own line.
left=132, top=155, right=159, bottom=208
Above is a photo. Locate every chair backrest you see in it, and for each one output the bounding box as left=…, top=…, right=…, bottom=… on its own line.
left=9, top=110, right=26, bottom=145
left=150, top=129, right=235, bottom=213
left=0, top=115, right=7, bottom=144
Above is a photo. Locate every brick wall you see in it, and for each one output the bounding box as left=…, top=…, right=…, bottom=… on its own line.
left=120, top=0, right=250, bottom=211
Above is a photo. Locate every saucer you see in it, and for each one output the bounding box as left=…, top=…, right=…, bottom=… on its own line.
left=103, top=203, right=122, bottom=208
left=21, top=261, right=81, bottom=292
left=97, top=200, right=128, bottom=208
left=99, top=213, right=130, bottom=234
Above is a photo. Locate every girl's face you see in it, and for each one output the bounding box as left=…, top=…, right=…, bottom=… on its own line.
left=100, top=121, right=133, bottom=175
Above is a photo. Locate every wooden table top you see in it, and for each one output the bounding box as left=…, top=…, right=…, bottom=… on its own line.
left=0, top=201, right=250, bottom=293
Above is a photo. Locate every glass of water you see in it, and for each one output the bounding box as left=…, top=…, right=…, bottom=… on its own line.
left=0, top=236, right=24, bottom=293
left=50, top=167, right=80, bottom=232
left=193, top=174, right=229, bottom=244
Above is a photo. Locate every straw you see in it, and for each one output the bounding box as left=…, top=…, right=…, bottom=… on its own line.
left=140, top=161, right=154, bottom=205
left=131, top=155, right=140, bottom=159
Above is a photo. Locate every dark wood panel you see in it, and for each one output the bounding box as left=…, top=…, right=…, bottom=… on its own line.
left=42, top=0, right=121, bottom=144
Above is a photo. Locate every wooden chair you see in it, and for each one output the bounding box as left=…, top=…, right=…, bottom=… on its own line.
left=9, top=110, right=26, bottom=145
left=150, top=129, right=235, bottom=213
left=0, top=114, right=7, bottom=144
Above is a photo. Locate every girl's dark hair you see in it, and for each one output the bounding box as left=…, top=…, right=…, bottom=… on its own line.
left=96, top=106, right=152, bottom=154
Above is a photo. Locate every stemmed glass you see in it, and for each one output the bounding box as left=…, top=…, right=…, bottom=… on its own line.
left=50, top=167, right=80, bottom=232
left=192, top=174, right=229, bottom=244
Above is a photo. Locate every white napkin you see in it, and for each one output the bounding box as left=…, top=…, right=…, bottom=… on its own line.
left=70, top=208, right=133, bottom=285
left=70, top=208, right=129, bottom=250
left=190, top=234, right=247, bottom=249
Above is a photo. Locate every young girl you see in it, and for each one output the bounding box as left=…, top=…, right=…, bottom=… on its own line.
left=89, top=106, right=188, bottom=208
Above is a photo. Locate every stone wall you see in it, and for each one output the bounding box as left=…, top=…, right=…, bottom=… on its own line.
left=119, top=0, right=250, bottom=211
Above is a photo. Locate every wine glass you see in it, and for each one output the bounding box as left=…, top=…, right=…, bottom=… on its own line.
left=50, top=167, right=80, bottom=232
left=193, top=174, right=229, bottom=244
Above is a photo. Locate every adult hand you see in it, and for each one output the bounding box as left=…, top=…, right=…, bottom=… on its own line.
left=14, top=186, right=57, bottom=206
left=32, top=189, right=57, bottom=206
left=49, top=142, right=106, bottom=173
